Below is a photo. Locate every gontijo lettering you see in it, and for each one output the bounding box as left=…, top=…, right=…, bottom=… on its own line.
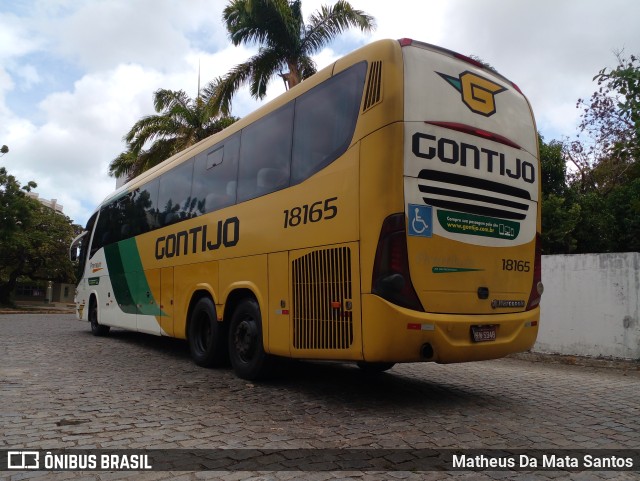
left=412, top=132, right=535, bottom=184
left=155, top=217, right=239, bottom=260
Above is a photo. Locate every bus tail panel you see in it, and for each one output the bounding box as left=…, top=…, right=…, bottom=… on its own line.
left=361, top=293, right=539, bottom=363
left=401, top=41, right=540, bottom=316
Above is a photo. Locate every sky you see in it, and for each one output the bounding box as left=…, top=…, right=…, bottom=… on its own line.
left=1, top=0, right=639, bottom=227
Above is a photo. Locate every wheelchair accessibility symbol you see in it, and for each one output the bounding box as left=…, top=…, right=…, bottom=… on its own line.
left=408, top=204, right=433, bottom=237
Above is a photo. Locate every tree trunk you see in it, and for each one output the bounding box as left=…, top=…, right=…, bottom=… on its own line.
left=287, top=61, right=301, bottom=89
left=0, top=271, right=20, bottom=307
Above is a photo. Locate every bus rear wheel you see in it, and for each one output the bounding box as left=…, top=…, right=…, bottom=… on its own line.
left=228, top=298, right=272, bottom=380
left=89, top=300, right=110, bottom=337
left=188, top=297, right=226, bottom=367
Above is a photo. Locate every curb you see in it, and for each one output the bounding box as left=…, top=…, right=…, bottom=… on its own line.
left=510, top=351, right=640, bottom=371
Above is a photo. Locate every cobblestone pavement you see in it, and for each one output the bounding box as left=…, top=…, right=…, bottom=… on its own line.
left=1, top=314, right=639, bottom=481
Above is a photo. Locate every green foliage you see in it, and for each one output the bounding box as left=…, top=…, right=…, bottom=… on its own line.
left=604, top=178, right=640, bottom=252
left=110, top=89, right=238, bottom=180
left=0, top=168, right=79, bottom=306
left=213, top=0, right=375, bottom=114
left=541, top=194, right=580, bottom=254
left=543, top=52, right=640, bottom=255
left=539, top=135, right=580, bottom=254
left=539, top=136, right=567, bottom=197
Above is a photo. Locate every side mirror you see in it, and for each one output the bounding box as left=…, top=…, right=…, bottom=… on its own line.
left=69, top=231, right=87, bottom=262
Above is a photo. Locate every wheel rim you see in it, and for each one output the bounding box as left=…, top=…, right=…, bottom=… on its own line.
left=234, top=316, right=257, bottom=363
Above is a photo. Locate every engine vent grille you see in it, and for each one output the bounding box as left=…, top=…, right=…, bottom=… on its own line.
left=292, top=247, right=353, bottom=350
left=362, top=61, right=382, bottom=112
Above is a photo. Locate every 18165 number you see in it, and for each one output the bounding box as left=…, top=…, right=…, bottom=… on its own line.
left=501, top=258, right=530, bottom=272
left=283, top=197, right=338, bottom=228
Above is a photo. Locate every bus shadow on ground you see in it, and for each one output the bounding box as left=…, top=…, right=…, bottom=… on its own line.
left=264, top=359, right=510, bottom=409
left=83, top=328, right=193, bottom=361
left=81, top=328, right=510, bottom=409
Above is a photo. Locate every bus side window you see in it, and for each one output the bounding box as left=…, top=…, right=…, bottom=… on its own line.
left=237, top=103, right=294, bottom=202
left=132, top=178, right=159, bottom=234
left=291, top=62, right=367, bottom=184
left=79, top=212, right=98, bottom=270
left=92, top=202, right=115, bottom=255
left=192, top=133, right=240, bottom=214
left=158, top=158, right=195, bottom=227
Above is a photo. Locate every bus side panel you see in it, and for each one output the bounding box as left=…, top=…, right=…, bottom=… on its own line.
left=173, top=260, right=219, bottom=340
left=138, top=268, right=162, bottom=335
left=160, top=267, right=174, bottom=337
left=219, top=254, right=268, bottom=340
left=267, top=251, right=291, bottom=357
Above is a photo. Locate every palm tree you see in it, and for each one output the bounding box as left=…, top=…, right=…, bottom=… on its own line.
left=109, top=88, right=238, bottom=180
left=211, top=0, right=375, bottom=114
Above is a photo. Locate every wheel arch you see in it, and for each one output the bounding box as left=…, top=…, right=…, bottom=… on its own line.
left=223, top=288, right=259, bottom=327
left=88, top=292, right=98, bottom=319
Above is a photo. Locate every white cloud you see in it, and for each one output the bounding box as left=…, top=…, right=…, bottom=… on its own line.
left=1, top=0, right=640, bottom=228
left=46, top=0, right=229, bottom=73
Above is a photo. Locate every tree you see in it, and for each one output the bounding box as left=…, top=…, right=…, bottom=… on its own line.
left=559, top=51, right=640, bottom=254
left=212, top=0, right=375, bottom=114
left=0, top=168, right=79, bottom=306
left=568, top=52, right=640, bottom=193
left=109, top=88, right=238, bottom=180
left=539, top=135, right=580, bottom=254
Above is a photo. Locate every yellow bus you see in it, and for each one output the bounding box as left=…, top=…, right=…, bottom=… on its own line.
left=71, top=38, right=542, bottom=380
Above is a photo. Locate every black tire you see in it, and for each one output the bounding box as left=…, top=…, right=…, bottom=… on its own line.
left=89, top=300, right=110, bottom=337
left=188, top=297, right=227, bottom=367
left=228, top=298, right=272, bottom=380
left=357, top=361, right=395, bottom=373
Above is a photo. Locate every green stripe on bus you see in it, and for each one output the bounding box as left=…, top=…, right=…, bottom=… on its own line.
left=104, top=239, right=164, bottom=317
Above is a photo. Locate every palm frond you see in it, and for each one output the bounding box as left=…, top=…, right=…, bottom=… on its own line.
left=303, top=0, right=375, bottom=55
left=297, top=55, right=317, bottom=80
left=249, top=47, right=287, bottom=97
left=223, top=0, right=296, bottom=49
left=208, top=61, right=257, bottom=115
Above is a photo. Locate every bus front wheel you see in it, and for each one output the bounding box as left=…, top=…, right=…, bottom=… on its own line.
left=228, top=298, right=272, bottom=380
left=188, top=297, right=226, bottom=367
left=89, top=300, right=110, bottom=337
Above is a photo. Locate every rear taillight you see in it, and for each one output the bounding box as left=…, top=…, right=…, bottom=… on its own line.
left=526, top=233, right=543, bottom=310
left=372, top=213, right=424, bottom=311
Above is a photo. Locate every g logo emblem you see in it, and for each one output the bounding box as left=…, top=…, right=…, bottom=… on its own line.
left=438, top=71, right=506, bottom=117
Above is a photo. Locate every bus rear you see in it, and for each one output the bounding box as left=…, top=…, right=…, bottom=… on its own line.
left=362, top=39, right=542, bottom=363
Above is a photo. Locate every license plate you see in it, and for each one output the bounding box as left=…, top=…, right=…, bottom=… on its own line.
left=471, top=325, right=497, bottom=342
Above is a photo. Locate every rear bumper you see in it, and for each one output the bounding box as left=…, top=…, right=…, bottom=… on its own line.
left=361, top=294, right=539, bottom=363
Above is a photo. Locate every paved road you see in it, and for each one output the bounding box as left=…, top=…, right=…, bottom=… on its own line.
left=1, top=314, right=639, bottom=480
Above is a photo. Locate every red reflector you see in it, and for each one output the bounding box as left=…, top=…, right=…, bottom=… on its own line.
left=398, top=38, right=413, bottom=47
left=453, top=52, right=485, bottom=69
left=331, top=301, right=341, bottom=309
left=511, top=81, right=524, bottom=95
left=407, top=323, right=421, bottom=330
